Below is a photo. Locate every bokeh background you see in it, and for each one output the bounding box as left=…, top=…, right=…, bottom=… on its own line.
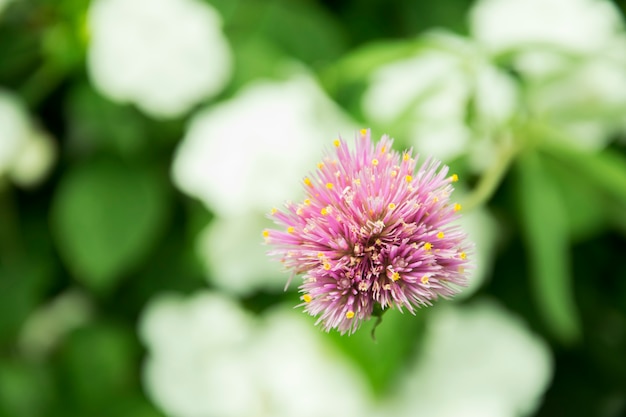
left=1, top=0, right=626, bottom=416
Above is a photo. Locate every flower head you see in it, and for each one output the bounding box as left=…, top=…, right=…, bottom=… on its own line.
left=265, top=129, right=471, bottom=334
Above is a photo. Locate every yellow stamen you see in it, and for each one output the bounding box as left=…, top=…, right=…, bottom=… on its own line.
left=424, top=242, right=433, bottom=251
left=323, top=262, right=331, bottom=271
left=296, top=207, right=303, bottom=216
left=321, top=207, right=329, bottom=216
left=437, top=231, right=445, bottom=239
left=287, top=226, right=295, bottom=234
left=460, top=252, right=467, bottom=260
left=262, top=230, right=270, bottom=238
left=303, top=294, right=312, bottom=303
left=317, top=252, right=325, bottom=258
left=360, top=129, right=367, bottom=136
left=454, top=203, right=462, bottom=212
left=403, top=153, right=410, bottom=162
left=391, top=271, right=400, bottom=281
left=450, top=174, right=459, bottom=182
left=304, top=198, right=311, bottom=206
left=433, top=196, right=439, bottom=203
left=372, top=159, right=379, bottom=166
left=270, top=207, right=277, bottom=215
left=421, top=275, right=429, bottom=284
left=391, top=170, right=397, bottom=177
left=304, top=177, right=312, bottom=187
left=317, top=162, right=324, bottom=169
left=333, top=139, right=340, bottom=147
left=326, top=182, right=334, bottom=190
left=381, top=146, right=386, bottom=154
left=346, top=311, right=355, bottom=319
left=353, top=178, right=361, bottom=186
left=405, top=175, right=412, bottom=183
left=388, top=203, right=396, bottom=210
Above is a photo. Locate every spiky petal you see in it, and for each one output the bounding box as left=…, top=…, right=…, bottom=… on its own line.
left=265, top=129, right=472, bottom=334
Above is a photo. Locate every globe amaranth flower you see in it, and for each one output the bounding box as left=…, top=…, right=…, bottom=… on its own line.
left=264, top=129, right=472, bottom=334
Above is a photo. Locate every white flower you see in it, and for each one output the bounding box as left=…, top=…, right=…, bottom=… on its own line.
left=378, top=300, right=553, bottom=417
left=196, top=213, right=287, bottom=295
left=172, top=72, right=356, bottom=294
left=525, top=38, right=626, bottom=149
left=470, top=0, right=624, bottom=56
left=140, top=291, right=371, bottom=417
left=87, top=0, right=232, bottom=118
left=172, top=73, right=356, bottom=216
left=455, top=206, right=499, bottom=298
left=0, top=90, right=55, bottom=187
left=362, top=32, right=518, bottom=165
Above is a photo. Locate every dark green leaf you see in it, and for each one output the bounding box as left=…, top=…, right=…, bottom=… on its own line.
left=51, top=159, right=168, bottom=293
left=516, top=150, right=581, bottom=344
left=58, top=322, right=137, bottom=412
left=260, top=0, right=346, bottom=67
left=326, top=308, right=425, bottom=396
left=65, top=84, right=148, bottom=156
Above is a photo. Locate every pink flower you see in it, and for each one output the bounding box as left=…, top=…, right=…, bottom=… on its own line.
left=265, top=129, right=471, bottom=334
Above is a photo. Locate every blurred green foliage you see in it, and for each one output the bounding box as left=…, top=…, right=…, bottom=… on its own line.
left=1, top=0, right=626, bottom=416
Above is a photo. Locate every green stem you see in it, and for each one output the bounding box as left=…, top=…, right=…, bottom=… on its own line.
left=370, top=304, right=387, bottom=342
left=19, top=62, right=64, bottom=109
left=0, top=182, right=24, bottom=271
left=462, top=141, right=519, bottom=211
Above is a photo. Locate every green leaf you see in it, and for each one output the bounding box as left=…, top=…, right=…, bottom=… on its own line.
left=516, top=151, right=581, bottom=344
left=543, top=156, right=606, bottom=241
left=0, top=263, right=52, bottom=345
left=51, top=159, right=168, bottom=293
left=326, top=308, right=425, bottom=396
left=65, top=84, right=148, bottom=156
left=538, top=129, right=626, bottom=207
left=260, top=0, right=346, bottom=67
left=321, top=39, right=423, bottom=88
left=57, top=323, right=137, bottom=412
left=0, top=360, right=53, bottom=417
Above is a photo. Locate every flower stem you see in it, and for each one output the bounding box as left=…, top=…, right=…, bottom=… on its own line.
left=462, top=141, right=519, bottom=211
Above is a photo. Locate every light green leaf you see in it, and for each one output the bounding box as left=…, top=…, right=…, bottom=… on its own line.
left=321, top=40, right=423, bottom=89
left=538, top=128, right=626, bottom=207
left=51, top=159, right=168, bottom=292
left=543, top=156, right=606, bottom=241
left=516, top=151, right=581, bottom=344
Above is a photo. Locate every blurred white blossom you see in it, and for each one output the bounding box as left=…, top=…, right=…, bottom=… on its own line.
left=455, top=205, right=499, bottom=298
left=362, top=32, right=518, bottom=167
left=18, top=289, right=93, bottom=359
left=172, top=73, right=356, bottom=294
left=173, top=73, right=356, bottom=216
left=87, top=0, right=232, bottom=118
left=470, top=0, right=626, bottom=149
left=470, top=0, right=624, bottom=57
left=0, top=90, right=56, bottom=187
left=140, top=291, right=372, bottom=417
left=364, top=0, right=626, bottom=160
left=379, top=299, right=553, bottom=417
left=196, top=213, right=287, bottom=295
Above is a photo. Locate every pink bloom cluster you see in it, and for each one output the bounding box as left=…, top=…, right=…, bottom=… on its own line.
left=264, top=130, right=471, bottom=334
